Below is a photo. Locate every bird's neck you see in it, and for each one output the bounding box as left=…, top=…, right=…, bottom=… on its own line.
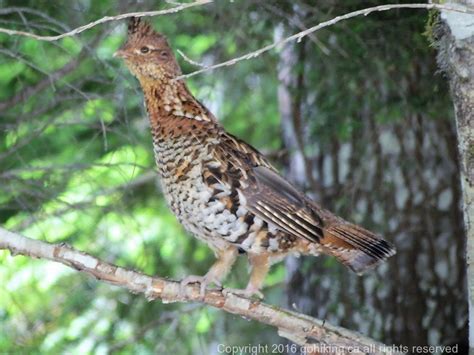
left=139, top=76, right=214, bottom=132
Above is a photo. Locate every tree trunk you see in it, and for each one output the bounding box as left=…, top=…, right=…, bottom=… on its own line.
left=438, top=2, right=474, bottom=350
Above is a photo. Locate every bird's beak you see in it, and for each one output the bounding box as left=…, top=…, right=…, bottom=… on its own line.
left=113, top=49, right=127, bottom=58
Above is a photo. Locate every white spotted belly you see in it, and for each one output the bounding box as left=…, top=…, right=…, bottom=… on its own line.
left=158, top=156, right=249, bottom=251
left=163, top=178, right=248, bottom=249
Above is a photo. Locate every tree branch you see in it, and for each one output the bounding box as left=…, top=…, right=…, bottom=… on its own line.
left=0, top=226, right=401, bottom=354
left=0, top=0, right=213, bottom=41
left=177, top=3, right=474, bottom=80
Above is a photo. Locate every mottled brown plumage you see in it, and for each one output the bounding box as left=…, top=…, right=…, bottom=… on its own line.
left=115, top=18, right=396, bottom=298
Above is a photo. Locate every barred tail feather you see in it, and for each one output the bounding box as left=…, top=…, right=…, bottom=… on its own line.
left=320, top=223, right=396, bottom=274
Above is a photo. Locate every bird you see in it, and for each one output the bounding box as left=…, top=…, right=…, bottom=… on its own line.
left=114, top=18, right=396, bottom=299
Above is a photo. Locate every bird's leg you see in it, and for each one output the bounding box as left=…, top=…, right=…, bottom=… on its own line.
left=223, top=253, right=270, bottom=299
left=180, top=247, right=238, bottom=298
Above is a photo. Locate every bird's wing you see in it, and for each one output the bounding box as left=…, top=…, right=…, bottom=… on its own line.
left=209, top=131, right=395, bottom=273
left=214, top=132, right=323, bottom=243
left=241, top=165, right=323, bottom=243
left=205, top=130, right=396, bottom=274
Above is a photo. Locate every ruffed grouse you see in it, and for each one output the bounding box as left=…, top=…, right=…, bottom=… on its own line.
left=115, top=18, right=396, bottom=298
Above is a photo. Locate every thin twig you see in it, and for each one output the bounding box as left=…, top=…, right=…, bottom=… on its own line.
left=177, top=49, right=209, bottom=68
left=0, top=7, right=70, bottom=33
left=0, top=49, right=84, bottom=112
left=0, top=227, right=402, bottom=354
left=176, top=3, right=474, bottom=79
left=0, top=0, right=213, bottom=41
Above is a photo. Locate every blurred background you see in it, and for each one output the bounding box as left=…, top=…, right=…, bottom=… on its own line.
left=0, top=0, right=467, bottom=353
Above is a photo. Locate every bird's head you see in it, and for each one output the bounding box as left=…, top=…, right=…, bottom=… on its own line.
left=114, top=17, right=181, bottom=82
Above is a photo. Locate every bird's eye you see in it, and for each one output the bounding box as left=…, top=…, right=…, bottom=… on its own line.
left=160, top=50, right=169, bottom=58
left=140, top=46, right=150, bottom=54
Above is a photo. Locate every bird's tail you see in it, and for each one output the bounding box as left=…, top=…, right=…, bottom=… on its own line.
left=319, top=221, right=396, bottom=274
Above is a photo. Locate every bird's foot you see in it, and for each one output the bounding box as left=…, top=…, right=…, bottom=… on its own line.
left=222, top=286, right=264, bottom=299
left=180, top=274, right=222, bottom=299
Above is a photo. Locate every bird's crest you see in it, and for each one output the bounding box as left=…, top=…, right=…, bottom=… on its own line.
left=127, top=17, right=164, bottom=40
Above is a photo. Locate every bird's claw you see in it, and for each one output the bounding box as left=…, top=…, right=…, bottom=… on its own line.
left=180, top=274, right=222, bottom=299
left=222, top=287, right=264, bottom=299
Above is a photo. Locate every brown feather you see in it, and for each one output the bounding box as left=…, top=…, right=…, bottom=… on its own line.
left=320, top=222, right=396, bottom=273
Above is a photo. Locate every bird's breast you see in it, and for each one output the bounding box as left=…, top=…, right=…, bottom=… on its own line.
left=150, top=135, right=231, bottom=249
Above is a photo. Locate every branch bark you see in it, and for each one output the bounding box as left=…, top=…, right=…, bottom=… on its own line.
left=0, top=226, right=402, bottom=354
left=438, top=1, right=474, bottom=350
left=0, top=0, right=213, bottom=41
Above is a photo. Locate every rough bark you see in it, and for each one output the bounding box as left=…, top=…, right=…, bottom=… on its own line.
left=438, top=2, right=474, bottom=350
